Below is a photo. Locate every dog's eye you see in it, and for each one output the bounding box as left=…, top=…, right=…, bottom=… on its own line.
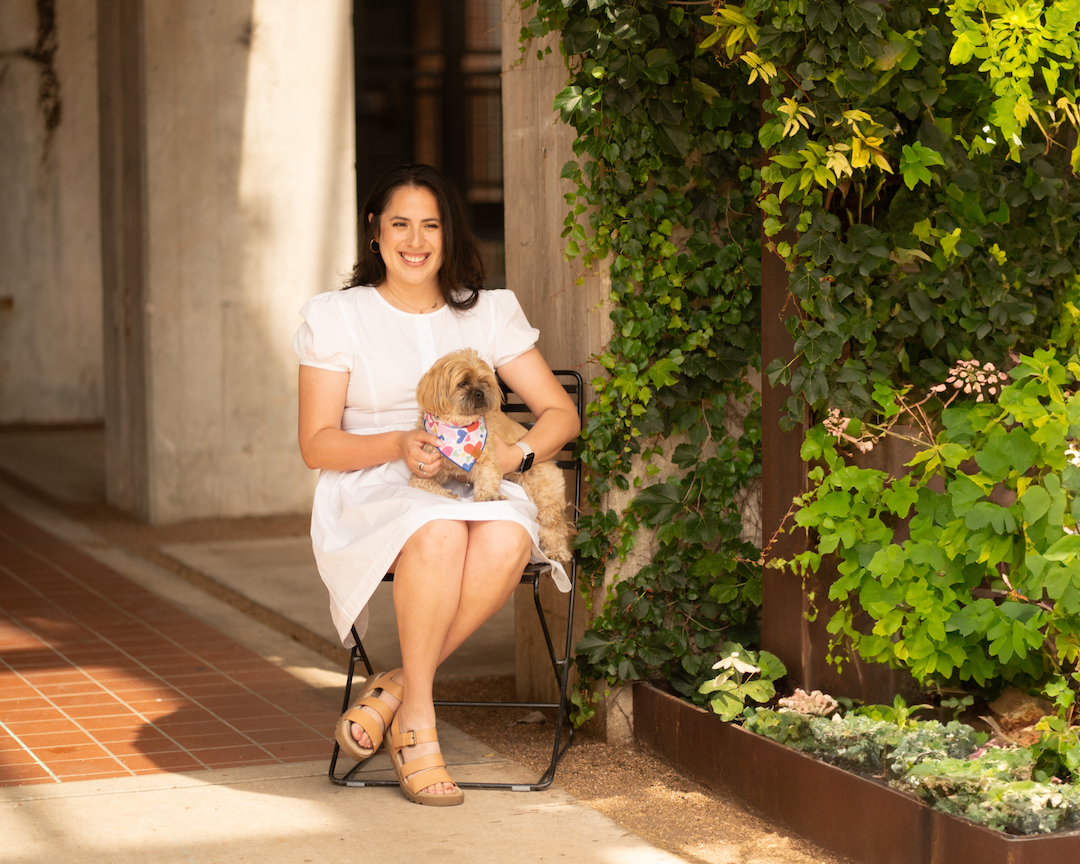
left=458, top=381, right=471, bottom=389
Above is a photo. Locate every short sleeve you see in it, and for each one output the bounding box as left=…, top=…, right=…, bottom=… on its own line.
left=488, top=290, right=540, bottom=368
left=292, top=292, right=354, bottom=372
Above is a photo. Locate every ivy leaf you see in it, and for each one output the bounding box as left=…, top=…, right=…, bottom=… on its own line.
left=634, top=482, right=684, bottom=524
left=946, top=473, right=986, bottom=512
left=793, top=322, right=842, bottom=364
left=1043, top=534, right=1080, bottom=563
left=575, top=630, right=616, bottom=664
left=563, top=17, right=601, bottom=55
left=846, top=1, right=884, bottom=35
left=796, top=227, right=838, bottom=266
left=899, top=142, right=945, bottom=190
left=553, top=86, right=586, bottom=121
left=1021, top=485, right=1052, bottom=525
left=672, top=442, right=701, bottom=470
left=964, top=502, right=1016, bottom=534
left=643, top=48, right=678, bottom=83
left=881, top=479, right=919, bottom=518
left=907, top=289, right=936, bottom=322
left=707, top=346, right=749, bottom=380
left=766, top=356, right=791, bottom=387
left=655, top=122, right=691, bottom=157
left=806, top=0, right=842, bottom=34
left=648, top=357, right=680, bottom=389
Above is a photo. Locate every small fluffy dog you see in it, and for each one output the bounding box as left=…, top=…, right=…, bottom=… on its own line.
left=409, top=349, right=573, bottom=563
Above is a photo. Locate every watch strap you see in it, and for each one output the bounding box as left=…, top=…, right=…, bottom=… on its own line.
left=513, top=441, right=534, bottom=473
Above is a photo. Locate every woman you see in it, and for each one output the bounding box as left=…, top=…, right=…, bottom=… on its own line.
left=293, top=164, right=579, bottom=806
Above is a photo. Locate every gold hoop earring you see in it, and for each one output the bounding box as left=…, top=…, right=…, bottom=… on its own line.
left=369, top=238, right=380, bottom=254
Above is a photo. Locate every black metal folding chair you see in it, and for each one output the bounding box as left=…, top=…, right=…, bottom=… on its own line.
left=328, top=369, right=583, bottom=791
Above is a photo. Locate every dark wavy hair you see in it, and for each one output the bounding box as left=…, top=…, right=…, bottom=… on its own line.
left=344, top=164, right=488, bottom=311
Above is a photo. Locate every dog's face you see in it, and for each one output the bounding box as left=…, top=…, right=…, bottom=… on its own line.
left=416, top=349, right=501, bottom=420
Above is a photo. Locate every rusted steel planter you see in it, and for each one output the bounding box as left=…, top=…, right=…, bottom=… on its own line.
left=633, top=683, right=1080, bottom=864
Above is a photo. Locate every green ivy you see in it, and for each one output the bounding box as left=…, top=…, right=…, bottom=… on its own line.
left=523, top=1, right=1080, bottom=720
left=521, top=0, right=765, bottom=713
left=782, top=351, right=1080, bottom=716
left=707, top=0, right=1080, bottom=424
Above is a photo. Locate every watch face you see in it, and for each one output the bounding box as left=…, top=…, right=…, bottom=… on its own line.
left=521, top=452, right=535, bottom=471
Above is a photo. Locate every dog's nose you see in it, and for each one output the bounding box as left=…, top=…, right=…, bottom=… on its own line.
left=473, top=389, right=485, bottom=402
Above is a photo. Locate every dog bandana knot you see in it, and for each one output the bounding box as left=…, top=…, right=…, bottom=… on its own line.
left=424, top=413, right=488, bottom=473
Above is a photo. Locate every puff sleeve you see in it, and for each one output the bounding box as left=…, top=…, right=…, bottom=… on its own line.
left=488, top=290, right=540, bottom=368
left=292, top=292, right=354, bottom=372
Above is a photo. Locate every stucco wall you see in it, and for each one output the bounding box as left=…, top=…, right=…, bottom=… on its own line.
left=0, top=0, right=103, bottom=424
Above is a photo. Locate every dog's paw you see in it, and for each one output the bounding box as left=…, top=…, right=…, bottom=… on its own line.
left=473, top=490, right=508, bottom=503
left=408, top=477, right=458, bottom=499
left=540, top=530, right=573, bottom=563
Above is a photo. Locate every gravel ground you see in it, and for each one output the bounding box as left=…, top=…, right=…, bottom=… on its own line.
left=436, top=678, right=852, bottom=864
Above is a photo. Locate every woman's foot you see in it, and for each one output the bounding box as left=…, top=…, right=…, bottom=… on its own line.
left=334, top=669, right=403, bottom=760
left=394, top=704, right=458, bottom=797
left=350, top=669, right=404, bottom=750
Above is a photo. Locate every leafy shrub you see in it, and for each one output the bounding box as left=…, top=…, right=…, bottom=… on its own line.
left=782, top=351, right=1080, bottom=712
left=897, top=750, right=1080, bottom=834
left=746, top=708, right=983, bottom=777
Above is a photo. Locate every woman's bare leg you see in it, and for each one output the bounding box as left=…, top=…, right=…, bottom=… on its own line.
left=434, top=520, right=531, bottom=663
left=392, top=519, right=531, bottom=796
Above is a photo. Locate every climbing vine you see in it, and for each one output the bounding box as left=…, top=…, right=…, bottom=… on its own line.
left=521, top=0, right=1080, bottom=717
left=521, top=0, right=765, bottom=710
left=714, top=0, right=1080, bottom=422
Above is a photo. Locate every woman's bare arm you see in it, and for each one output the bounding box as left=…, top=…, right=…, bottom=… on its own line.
left=298, top=365, right=440, bottom=472
left=493, top=349, right=582, bottom=474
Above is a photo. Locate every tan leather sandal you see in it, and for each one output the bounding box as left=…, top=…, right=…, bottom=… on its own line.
left=333, top=669, right=403, bottom=762
left=388, top=716, right=464, bottom=806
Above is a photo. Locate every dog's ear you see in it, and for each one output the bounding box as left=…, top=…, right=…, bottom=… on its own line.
left=476, top=361, right=502, bottom=407
left=417, top=352, right=471, bottom=414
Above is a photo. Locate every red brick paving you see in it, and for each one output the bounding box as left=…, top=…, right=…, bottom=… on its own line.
left=0, top=505, right=338, bottom=786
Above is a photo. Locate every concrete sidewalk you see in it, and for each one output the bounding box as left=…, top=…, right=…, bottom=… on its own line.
left=3, top=762, right=680, bottom=864
left=0, top=452, right=684, bottom=863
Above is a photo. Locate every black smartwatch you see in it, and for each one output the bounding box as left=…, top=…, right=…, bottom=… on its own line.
left=514, top=442, right=535, bottom=473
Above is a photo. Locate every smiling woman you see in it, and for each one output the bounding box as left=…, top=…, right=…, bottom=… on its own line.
left=348, top=164, right=487, bottom=312
left=293, top=163, right=580, bottom=806
left=373, top=187, right=445, bottom=305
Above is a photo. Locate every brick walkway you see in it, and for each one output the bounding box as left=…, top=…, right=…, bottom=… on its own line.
left=0, top=506, right=338, bottom=786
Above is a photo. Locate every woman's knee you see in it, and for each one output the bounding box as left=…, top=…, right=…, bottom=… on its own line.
left=403, top=520, right=468, bottom=560
left=468, top=521, right=531, bottom=566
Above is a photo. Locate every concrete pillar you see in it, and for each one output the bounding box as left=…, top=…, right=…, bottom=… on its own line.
left=0, top=0, right=103, bottom=424
left=97, top=0, right=356, bottom=523
left=501, top=3, right=614, bottom=732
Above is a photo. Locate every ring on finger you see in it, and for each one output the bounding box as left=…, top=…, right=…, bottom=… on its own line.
left=418, top=462, right=424, bottom=473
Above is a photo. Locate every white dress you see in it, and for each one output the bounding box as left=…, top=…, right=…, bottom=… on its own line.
left=293, top=286, right=571, bottom=646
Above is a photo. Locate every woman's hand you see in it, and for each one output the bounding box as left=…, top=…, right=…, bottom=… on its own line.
left=399, top=428, right=444, bottom=478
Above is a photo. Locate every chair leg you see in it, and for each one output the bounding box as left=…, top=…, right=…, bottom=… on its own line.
left=328, top=627, right=376, bottom=786
left=532, top=565, right=576, bottom=789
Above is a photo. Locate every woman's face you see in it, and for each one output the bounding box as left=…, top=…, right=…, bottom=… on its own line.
left=374, top=184, right=445, bottom=293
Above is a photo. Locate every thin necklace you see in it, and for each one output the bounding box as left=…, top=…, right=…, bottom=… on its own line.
left=383, top=285, right=442, bottom=314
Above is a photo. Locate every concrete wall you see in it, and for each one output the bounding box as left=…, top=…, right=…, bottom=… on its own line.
left=99, top=0, right=356, bottom=523
left=0, top=0, right=103, bottom=424
left=94, top=0, right=352, bottom=522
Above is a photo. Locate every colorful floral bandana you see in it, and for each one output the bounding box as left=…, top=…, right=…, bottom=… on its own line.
left=423, top=413, right=488, bottom=473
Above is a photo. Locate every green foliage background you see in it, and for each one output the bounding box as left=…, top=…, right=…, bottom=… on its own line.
left=521, top=0, right=1080, bottom=716
left=522, top=0, right=765, bottom=708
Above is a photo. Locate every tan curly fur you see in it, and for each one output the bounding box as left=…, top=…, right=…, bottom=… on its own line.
left=408, top=349, right=573, bottom=563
